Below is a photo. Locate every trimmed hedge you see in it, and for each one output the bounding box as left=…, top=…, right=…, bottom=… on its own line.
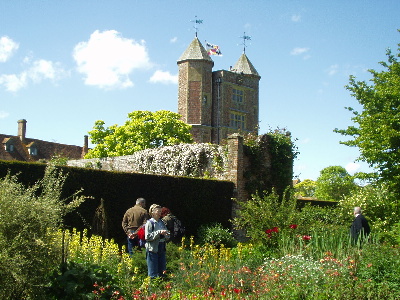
left=0, top=160, right=234, bottom=246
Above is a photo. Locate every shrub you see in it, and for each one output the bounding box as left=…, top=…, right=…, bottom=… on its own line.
left=356, top=244, right=400, bottom=289
left=0, top=165, right=86, bottom=299
left=231, top=190, right=298, bottom=244
left=197, top=223, right=237, bottom=248
left=46, top=261, right=124, bottom=299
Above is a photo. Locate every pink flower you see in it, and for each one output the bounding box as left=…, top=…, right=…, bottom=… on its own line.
left=289, top=224, right=298, bottom=229
left=302, top=235, right=311, bottom=241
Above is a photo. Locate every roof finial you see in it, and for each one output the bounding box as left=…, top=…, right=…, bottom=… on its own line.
left=191, top=16, right=203, bottom=37
left=239, top=32, right=251, bottom=54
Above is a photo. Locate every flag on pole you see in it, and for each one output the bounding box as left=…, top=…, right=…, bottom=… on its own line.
left=206, top=42, right=222, bottom=56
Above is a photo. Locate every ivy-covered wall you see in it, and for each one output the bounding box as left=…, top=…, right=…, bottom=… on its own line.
left=243, top=131, right=298, bottom=198
left=0, top=160, right=234, bottom=246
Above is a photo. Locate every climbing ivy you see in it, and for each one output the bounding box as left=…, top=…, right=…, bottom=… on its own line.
left=243, top=129, right=298, bottom=198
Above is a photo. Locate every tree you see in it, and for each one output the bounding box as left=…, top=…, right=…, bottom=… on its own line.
left=294, top=179, right=316, bottom=197
left=335, top=33, right=400, bottom=190
left=85, top=110, right=193, bottom=158
left=314, top=166, right=358, bottom=201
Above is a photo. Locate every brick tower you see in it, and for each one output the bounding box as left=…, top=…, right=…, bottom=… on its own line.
left=178, top=38, right=261, bottom=144
left=177, top=37, right=214, bottom=143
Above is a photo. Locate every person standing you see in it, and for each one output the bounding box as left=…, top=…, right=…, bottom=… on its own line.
left=161, top=207, right=185, bottom=244
left=350, top=206, right=371, bottom=244
left=145, top=204, right=170, bottom=279
left=122, top=197, right=149, bottom=255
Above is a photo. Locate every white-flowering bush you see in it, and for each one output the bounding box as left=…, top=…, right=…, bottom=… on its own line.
left=127, top=143, right=228, bottom=179
left=69, top=143, right=229, bottom=179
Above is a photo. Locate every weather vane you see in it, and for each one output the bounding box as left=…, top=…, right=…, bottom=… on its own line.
left=191, top=16, right=203, bottom=37
left=239, top=32, right=251, bottom=53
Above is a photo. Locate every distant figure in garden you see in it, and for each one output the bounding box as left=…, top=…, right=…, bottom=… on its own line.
left=350, top=206, right=371, bottom=244
left=122, top=197, right=149, bottom=255
left=145, top=204, right=170, bottom=279
left=161, top=207, right=185, bottom=244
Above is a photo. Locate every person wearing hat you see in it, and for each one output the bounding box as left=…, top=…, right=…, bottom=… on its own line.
left=145, top=204, right=170, bottom=279
left=122, top=197, right=149, bottom=255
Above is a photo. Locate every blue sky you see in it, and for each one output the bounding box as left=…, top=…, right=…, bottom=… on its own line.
left=1, top=1, right=399, bottom=180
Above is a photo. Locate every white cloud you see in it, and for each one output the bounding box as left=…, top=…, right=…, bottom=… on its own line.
left=0, top=73, right=27, bottom=92
left=30, top=59, right=66, bottom=82
left=73, top=30, right=152, bottom=90
left=326, top=64, right=339, bottom=76
left=170, top=37, right=178, bottom=43
left=345, top=162, right=360, bottom=174
left=149, top=70, right=178, bottom=84
left=291, top=14, right=301, bottom=22
left=0, top=59, right=66, bottom=92
left=290, top=47, right=310, bottom=55
left=0, top=111, right=10, bottom=119
left=0, top=36, right=19, bottom=63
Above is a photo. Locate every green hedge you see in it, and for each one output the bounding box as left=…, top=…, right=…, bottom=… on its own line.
left=0, top=160, right=234, bottom=246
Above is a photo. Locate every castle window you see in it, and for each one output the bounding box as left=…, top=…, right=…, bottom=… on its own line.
left=232, top=88, right=244, bottom=104
left=230, top=112, right=245, bottom=130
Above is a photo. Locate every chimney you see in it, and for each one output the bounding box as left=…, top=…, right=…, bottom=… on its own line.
left=18, top=119, right=27, bottom=143
left=81, top=135, right=89, bottom=158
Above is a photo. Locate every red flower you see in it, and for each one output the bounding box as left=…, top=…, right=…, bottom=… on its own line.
left=265, top=229, right=273, bottom=234
left=302, top=235, right=311, bottom=240
left=272, top=227, right=279, bottom=233
left=289, top=224, right=298, bottom=229
left=233, top=288, right=241, bottom=294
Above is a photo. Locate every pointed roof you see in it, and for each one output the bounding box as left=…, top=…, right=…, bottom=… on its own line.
left=233, top=53, right=260, bottom=77
left=178, top=37, right=213, bottom=62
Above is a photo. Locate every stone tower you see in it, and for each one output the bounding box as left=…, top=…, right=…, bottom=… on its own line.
left=178, top=38, right=261, bottom=144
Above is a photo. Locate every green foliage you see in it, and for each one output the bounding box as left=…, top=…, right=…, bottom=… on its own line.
left=231, top=190, right=298, bottom=244
left=243, top=129, right=298, bottom=197
left=295, top=204, right=346, bottom=228
left=356, top=244, right=400, bottom=291
left=197, top=223, right=237, bottom=248
left=294, top=179, right=316, bottom=197
left=314, top=166, right=358, bottom=201
left=85, top=110, right=193, bottom=158
left=0, top=165, right=86, bottom=299
left=46, top=261, right=124, bottom=300
left=335, top=33, right=400, bottom=192
left=49, top=154, right=69, bottom=166
left=338, top=183, right=400, bottom=242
